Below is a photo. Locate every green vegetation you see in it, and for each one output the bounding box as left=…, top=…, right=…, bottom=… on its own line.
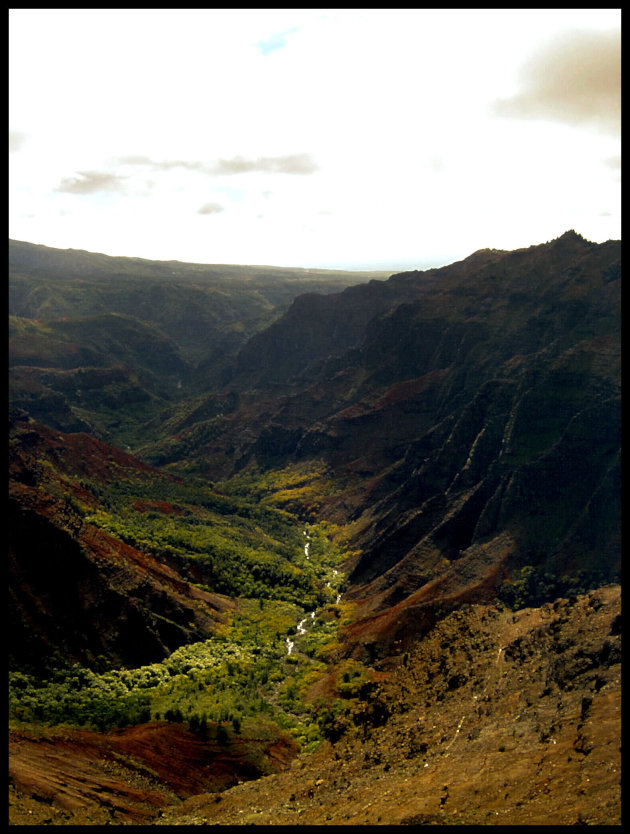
left=8, top=460, right=363, bottom=752
left=80, top=470, right=337, bottom=606
left=497, top=564, right=607, bottom=610
left=8, top=593, right=352, bottom=749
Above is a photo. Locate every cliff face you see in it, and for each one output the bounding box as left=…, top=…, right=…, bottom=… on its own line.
left=174, top=233, right=620, bottom=652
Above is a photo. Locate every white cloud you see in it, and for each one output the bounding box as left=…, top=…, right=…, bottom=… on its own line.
left=55, top=171, right=129, bottom=195
left=197, top=202, right=225, bottom=215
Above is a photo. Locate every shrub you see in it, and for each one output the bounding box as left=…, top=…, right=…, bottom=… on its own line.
left=165, top=707, right=184, bottom=723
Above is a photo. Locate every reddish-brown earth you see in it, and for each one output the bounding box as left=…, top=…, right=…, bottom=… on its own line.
left=8, top=417, right=235, bottom=672
left=9, top=584, right=621, bottom=826
left=9, top=720, right=297, bottom=826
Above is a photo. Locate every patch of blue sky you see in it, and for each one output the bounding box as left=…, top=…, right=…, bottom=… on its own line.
left=255, top=27, right=298, bottom=56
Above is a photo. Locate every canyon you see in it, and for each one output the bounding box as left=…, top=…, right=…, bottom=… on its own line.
left=8, top=232, right=621, bottom=824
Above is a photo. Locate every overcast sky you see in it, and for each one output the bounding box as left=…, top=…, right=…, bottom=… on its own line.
left=9, top=8, right=620, bottom=270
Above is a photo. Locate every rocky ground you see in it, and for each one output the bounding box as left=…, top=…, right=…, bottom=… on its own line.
left=9, top=584, right=621, bottom=826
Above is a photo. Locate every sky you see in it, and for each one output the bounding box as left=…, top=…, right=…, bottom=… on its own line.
left=9, top=8, right=621, bottom=271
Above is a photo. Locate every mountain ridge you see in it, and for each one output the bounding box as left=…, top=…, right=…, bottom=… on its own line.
left=8, top=231, right=621, bottom=824
left=9, top=231, right=620, bottom=654
left=163, top=230, right=620, bottom=660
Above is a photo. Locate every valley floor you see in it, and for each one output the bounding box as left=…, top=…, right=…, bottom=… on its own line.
left=9, top=585, right=621, bottom=826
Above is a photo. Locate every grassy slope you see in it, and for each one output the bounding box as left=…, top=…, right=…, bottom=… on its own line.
left=8, top=430, right=365, bottom=753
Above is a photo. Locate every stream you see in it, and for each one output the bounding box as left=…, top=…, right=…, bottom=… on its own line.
left=285, top=529, right=342, bottom=656
left=286, top=611, right=316, bottom=656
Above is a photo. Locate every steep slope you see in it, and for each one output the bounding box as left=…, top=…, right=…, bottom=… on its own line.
left=9, top=584, right=621, bottom=825
left=8, top=412, right=338, bottom=676
left=9, top=720, right=297, bottom=825
left=161, top=584, right=621, bottom=827
left=10, top=232, right=619, bottom=663
left=8, top=414, right=235, bottom=674
left=151, top=233, right=620, bottom=659
left=7, top=232, right=621, bottom=826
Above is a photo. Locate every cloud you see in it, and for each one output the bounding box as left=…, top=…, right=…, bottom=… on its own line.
left=210, top=153, right=318, bottom=175
left=51, top=152, right=317, bottom=204
left=54, top=170, right=128, bottom=195
left=116, top=155, right=206, bottom=174
left=197, top=202, right=225, bottom=215
left=115, top=153, right=318, bottom=176
left=492, top=29, right=620, bottom=135
left=255, top=27, right=298, bottom=56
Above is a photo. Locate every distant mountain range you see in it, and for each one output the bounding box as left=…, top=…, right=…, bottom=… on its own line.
left=9, top=239, right=387, bottom=441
